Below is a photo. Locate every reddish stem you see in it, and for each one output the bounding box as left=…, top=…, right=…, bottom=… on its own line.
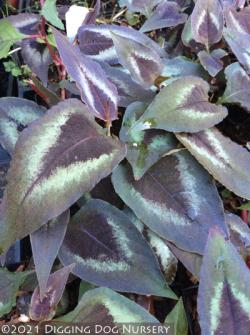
left=27, top=80, right=49, bottom=105
left=241, top=209, right=249, bottom=225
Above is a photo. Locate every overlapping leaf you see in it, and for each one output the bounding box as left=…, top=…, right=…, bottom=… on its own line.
left=30, top=210, right=69, bottom=300
left=83, top=0, right=100, bottom=25
left=58, top=287, right=160, bottom=324
left=118, top=0, right=162, bottom=16
left=220, top=62, right=250, bottom=112
left=29, top=264, right=74, bottom=321
left=21, top=40, right=52, bottom=85
left=198, top=49, right=227, bottom=77
left=224, top=28, right=250, bottom=74
left=0, top=268, right=32, bottom=317
left=8, top=13, right=40, bottom=35
left=0, top=99, right=126, bottom=253
left=198, top=229, right=250, bottom=335
left=102, top=63, right=155, bottom=107
left=53, top=29, right=118, bottom=122
left=77, top=24, right=166, bottom=65
left=165, top=298, right=188, bottom=335
left=41, top=0, right=64, bottom=29
left=59, top=199, right=176, bottom=298
left=191, top=0, right=224, bottom=49
left=110, top=30, right=164, bottom=88
left=176, top=127, right=250, bottom=200
left=0, top=97, right=46, bottom=155
left=0, top=19, right=27, bottom=59
left=124, top=208, right=178, bottom=284
left=140, top=1, right=187, bottom=33
left=131, top=76, right=228, bottom=133
left=120, top=101, right=179, bottom=179
left=112, top=151, right=227, bottom=254
left=225, top=5, right=250, bottom=34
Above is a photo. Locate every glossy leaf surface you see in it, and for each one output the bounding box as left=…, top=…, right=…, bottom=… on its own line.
left=112, top=151, right=227, bottom=254
left=198, top=49, right=227, bottom=77
left=59, top=199, right=176, bottom=299
left=177, top=128, right=250, bottom=200
left=0, top=99, right=126, bottom=253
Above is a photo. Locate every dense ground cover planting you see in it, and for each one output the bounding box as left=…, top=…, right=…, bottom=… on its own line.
left=1, top=0, right=250, bottom=334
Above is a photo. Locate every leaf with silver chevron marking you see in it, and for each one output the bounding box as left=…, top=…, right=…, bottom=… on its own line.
left=131, top=76, right=228, bottom=133
left=222, top=0, right=246, bottom=9
left=0, top=99, right=126, bottom=253
left=191, top=0, right=223, bottom=49
left=53, top=29, right=118, bottom=122
left=220, top=62, right=250, bottom=112
left=112, top=151, right=227, bottom=254
left=110, top=30, right=164, bottom=88
left=29, top=264, right=74, bottom=321
left=198, top=49, right=227, bottom=77
left=59, top=199, right=176, bottom=299
left=176, top=128, right=250, bottom=200
left=225, top=5, right=250, bottom=35
left=101, top=63, right=155, bottom=107
left=58, top=287, right=160, bottom=324
left=77, top=24, right=166, bottom=66
left=0, top=268, right=32, bottom=318
left=30, top=210, right=69, bottom=300
left=118, top=0, right=162, bottom=16
left=164, top=298, right=188, bottom=335
left=197, top=229, right=250, bottom=335
left=224, top=28, right=250, bottom=74
left=227, top=213, right=250, bottom=253
left=0, top=97, right=45, bottom=155
left=120, top=101, right=179, bottom=180
left=21, top=40, right=52, bottom=85
left=8, top=13, right=40, bottom=35
left=140, top=1, right=187, bottom=33
left=124, top=207, right=178, bottom=284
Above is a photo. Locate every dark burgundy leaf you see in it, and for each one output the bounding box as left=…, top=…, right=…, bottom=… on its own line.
left=53, top=29, right=118, bottom=122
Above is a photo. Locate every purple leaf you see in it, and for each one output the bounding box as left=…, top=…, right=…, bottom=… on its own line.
left=222, top=0, right=246, bottom=9
left=112, top=151, right=227, bottom=254
left=191, top=0, right=224, bottom=49
left=77, top=24, right=166, bottom=65
left=140, top=1, right=187, bottom=33
left=225, top=5, right=250, bottom=34
left=83, top=0, right=100, bottom=24
left=118, top=0, right=162, bottom=16
left=198, top=229, right=250, bottom=335
left=110, top=30, right=164, bottom=88
left=101, top=63, right=155, bottom=107
left=132, top=76, right=228, bottom=133
left=21, top=40, right=52, bottom=85
left=221, top=62, right=250, bottom=112
left=29, top=264, right=74, bottom=321
left=0, top=97, right=45, bottom=155
left=8, top=13, right=40, bottom=35
left=53, top=28, right=118, bottom=122
left=30, top=210, right=69, bottom=300
left=177, top=127, right=250, bottom=200
left=0, top=99, right=126, bottom=253
left=198, top=49, right=227, bottom=77
left=59, top=199, right=176, bottom=298
left=224, top=28, right=250, bottom=74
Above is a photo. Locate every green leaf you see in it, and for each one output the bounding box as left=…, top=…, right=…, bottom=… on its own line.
left=165, top=298, right=188, bottom=335
left=0, top=19, right=27, bottom=59
left=132, top=76, right=228, bottom=133
left=0, top=268, right=32, bottom=317
left=59, top=199, right=176, bottom=299
left=198, top=229, right=250, bottom=335
left=41, top=0, right=64, bottom=29
left=58, top=287, right=161, bottom=323
left=177, top=127, right=250, bottom=200
left=112, top=151, right=227, bottom=254
left=0, top=97, right=45, bottom=155
left=0, top=99, right=126, bottom=253
left=120, top=101, right=179, bottom=180
left=238, top=202, right=250, bottom=210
